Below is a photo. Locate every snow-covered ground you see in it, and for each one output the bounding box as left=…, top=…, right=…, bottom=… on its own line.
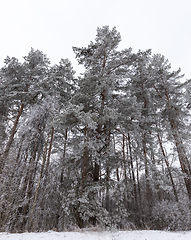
left=1, top=230, right=191, bottom=240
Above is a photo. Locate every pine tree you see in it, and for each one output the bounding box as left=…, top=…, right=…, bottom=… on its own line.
left=67, top=26, right=139, bottom=227
left=1, top=26, right=191, bottom=232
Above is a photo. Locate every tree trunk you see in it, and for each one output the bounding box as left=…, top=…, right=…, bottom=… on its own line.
left=142, top=135, right=153, bottom=209
left=28, top=128, right=53, bottom=230
left=0, top=103, right=24, bottom=174
left=169, top=119, right=191, bottom=200
left=60, top=128, right=66, bottom=186
left=164, top=86, right=191, bottom=200
left=128, top=133, right=138, bottom=209
left=82, top=126, right=89, bottom=183
left=44, top=127, right=54, bottom=182
left=157, top=132, right=179, bottom=202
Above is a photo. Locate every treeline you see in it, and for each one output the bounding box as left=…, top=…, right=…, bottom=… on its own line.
left=1, top=26, right=191, bottom=232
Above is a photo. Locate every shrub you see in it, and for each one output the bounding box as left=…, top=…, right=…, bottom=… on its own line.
left=151, top=199, right=191, bottom=231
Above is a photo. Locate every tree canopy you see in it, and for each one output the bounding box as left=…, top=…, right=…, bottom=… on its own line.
left=1, top=26, right=191, bottom=232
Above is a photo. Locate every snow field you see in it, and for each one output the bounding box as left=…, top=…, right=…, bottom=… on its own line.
left=1, top=230, right=191, bottom=240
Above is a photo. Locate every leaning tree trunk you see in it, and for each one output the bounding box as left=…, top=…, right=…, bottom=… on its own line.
left=157, top=132, right=179, bottom=202
left=0, top=103, right=24, bottom=174
left=28, top=127, right=54, bottom=230
left=164, top=87, right=191, bottom=200
left=169, top=118, right=191, bottom=200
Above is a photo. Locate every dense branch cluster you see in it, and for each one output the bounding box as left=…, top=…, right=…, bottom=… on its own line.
left=1, top=26, right=191, bottom=232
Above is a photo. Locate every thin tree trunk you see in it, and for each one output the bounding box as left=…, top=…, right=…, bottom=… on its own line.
left=170, top=121, right=191, bottom=200
left=165, top=86, right=191, bottom=200
left=82, top=126, right=88, bottom=183
left=60, top=128, right=67, bottom=187
left=18, top=133, right=39, bottom=231
left=128, top=133, right=138, bottom=208
left=142, top=134, right=153, bottom=209
left=0, top=103, right=24, bottom=174
left=123, top=134, right=127, bottom=180
left=112, top=133, right=119, bottom=181
left=28, top=129, right=53, bottom=229
left=135, top=156, right=142, bottom=204
left=157, top=132, right=179, bottom=202
left=44, top=127, right=54, bottom=181
left=154, top=83, right=191, bottom=200
left=105, top=165, right=110, bottom=212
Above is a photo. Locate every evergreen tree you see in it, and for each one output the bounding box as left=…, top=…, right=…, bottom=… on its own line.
left=0, top=26, right=191, bottom=232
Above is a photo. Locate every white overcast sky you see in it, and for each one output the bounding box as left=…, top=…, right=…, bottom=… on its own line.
left=0, top=0, right=191, bottom=79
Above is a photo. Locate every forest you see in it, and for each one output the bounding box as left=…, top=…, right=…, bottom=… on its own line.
left=1, top=26, right=191, bottom=232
